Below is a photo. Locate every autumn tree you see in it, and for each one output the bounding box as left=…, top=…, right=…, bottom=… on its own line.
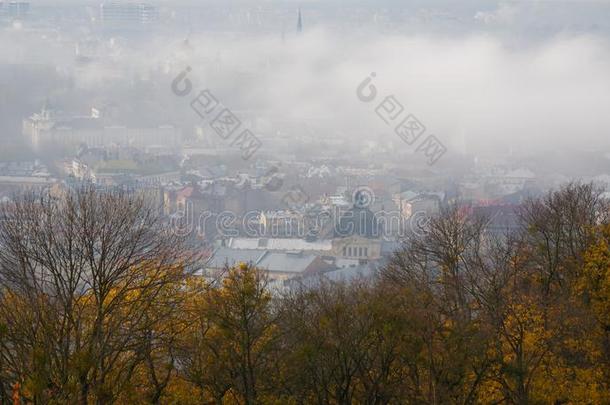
left=518, top=182, right=608, bottom=293
left=276, top=277, right=424, bottom=404
left=176, top=263, right=278, bottom=405
left=513, top=182, right=610, bottom=402
left=0, top=186, right=197, bottom=404
left=382, top=205, right=497, bottom=404
left=568, top=222, right=610, bottom=403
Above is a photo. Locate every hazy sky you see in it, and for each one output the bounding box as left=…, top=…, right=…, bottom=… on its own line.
left=2, top=0, right=610, bottom=161
left=167, top=29, right=610, bottom=156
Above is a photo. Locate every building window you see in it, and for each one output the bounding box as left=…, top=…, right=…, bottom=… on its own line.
left=364, top=247, right=368, bottom=257
left=343, top=246, right=346, bottom=256
left=358, top=247, right=363, bottom=257
left=348, top=247, right=352, bottom=256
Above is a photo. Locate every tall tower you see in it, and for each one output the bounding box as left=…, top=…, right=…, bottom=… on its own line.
left=296, top=8, right=303, bottom=34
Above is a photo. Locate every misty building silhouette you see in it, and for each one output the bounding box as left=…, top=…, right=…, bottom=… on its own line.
left=0, top=1, right=30, bottom=19
left=100, top=2, right=157, bottom=26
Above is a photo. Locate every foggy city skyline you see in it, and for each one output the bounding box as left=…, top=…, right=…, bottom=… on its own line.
left=2, top=1, right=610, bottom=403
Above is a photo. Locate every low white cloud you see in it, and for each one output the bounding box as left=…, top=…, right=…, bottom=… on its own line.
left=3, top=24, right=610, bottom=157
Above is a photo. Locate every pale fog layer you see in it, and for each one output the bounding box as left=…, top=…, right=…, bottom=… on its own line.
left=1, top=0, right=610, bottom=168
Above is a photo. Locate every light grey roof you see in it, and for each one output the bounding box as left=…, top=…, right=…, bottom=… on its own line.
left=206, top=247, right=266, bottom=269
left=206, top=247, right=322, bottom=274
left=398, top=190, right=419, bottom=201
left=257, top=252, right=318, bottom=273
left=228, top=237, right=332, bottom=251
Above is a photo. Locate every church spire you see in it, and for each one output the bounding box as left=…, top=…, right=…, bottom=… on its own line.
left=296, top=8, right=303, bottom=34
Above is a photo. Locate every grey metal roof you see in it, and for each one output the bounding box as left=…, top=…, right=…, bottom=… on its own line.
left=206, top=247, right=321, bottom=274
left=228, top=237, right=332, bottom=251
left=206, top=247, right=266, bottom=268
left=257, top=252, right=318, bottom=273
